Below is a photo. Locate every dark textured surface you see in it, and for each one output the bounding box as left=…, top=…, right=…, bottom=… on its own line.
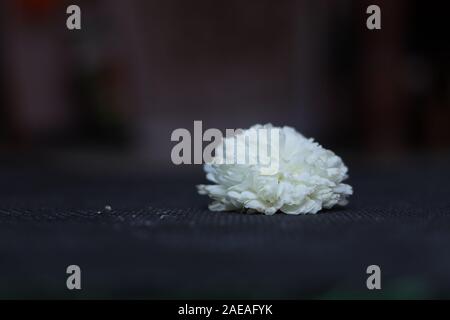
left=1, top=158, right=450, bottom=299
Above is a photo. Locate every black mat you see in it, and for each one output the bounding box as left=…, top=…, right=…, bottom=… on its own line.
left=1, top=157, right=450, bottom=299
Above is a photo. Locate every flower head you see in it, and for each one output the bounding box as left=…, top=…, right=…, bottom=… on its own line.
left=197, top=124, right=352, bottom=215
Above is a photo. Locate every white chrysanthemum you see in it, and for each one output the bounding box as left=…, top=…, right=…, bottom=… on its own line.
left=197, top=124, right=352, bottom=215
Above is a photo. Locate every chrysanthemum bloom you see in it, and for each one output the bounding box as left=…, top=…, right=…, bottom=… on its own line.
left=197, top=124, right=352, bottom=215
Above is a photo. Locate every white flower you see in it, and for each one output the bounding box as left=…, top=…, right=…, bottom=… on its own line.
left=197, top=124, right=353, bottom=215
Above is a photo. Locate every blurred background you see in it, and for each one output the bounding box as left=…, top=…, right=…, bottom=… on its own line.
left=1, top=0, right=449, bottom=171
left=1, top=0, right=450, bottom=300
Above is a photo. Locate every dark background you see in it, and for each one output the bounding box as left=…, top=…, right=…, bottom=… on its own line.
left=0, top=0, right=449, bottom=299
left=1, top=0, right=449, bottom=164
